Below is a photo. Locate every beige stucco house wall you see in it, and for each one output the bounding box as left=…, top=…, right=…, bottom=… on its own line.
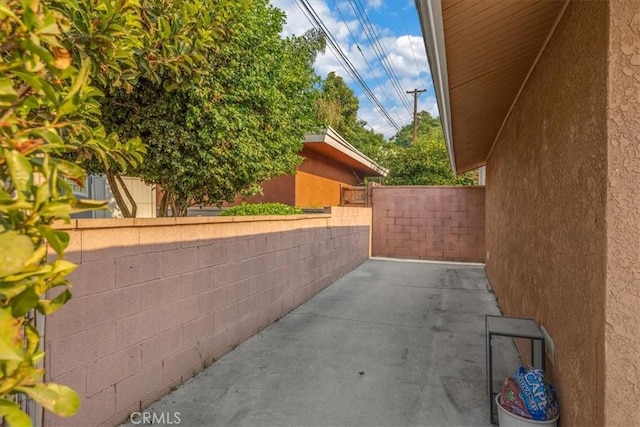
left=605, top=2, right=640, bottom=425
left=487, top=3, right=640, bottom=425
left=485, top=3, right=609, bottom=424
left=417, top=1, right=640, bottom=425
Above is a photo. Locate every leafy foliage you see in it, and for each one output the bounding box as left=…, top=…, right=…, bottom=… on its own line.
left=0, top=0, right=95, bottom=424
left=315, top=72, right=388, bottom=161
left=101, top=1, right=324, bottom=216
left=0, top=0, right=168, bottom=424
left=54, top=0, right=251, bottom=94
left=348, top=124, right=388, bottom=163
left=316, top=71, right=359, bottom=133
left=220, top=202, right=303, bottom=217
left=382, top=112, right=474, bottom=185
left=57, top=0, right=253, bottom=217
left=36, top=0, right=149, bottom=175
left=381, top=138, right=474, bottom=185
left=314, top=74, right=473, bottom=185
left=391, top=111, right=443, bottom=148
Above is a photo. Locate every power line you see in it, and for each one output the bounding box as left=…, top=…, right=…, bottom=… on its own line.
left=331, top=0, right=406, bottom=126
left=296, top=0, right=401, bottom=131
left=296, top=0, right=399, bottom=130
left=347, top=0, right=413, bottom=115
left=347, top=0, right=409, bottom=113
left=401, top=7, right=422, bottom=78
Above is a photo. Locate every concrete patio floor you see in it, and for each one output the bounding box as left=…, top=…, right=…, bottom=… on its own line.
left=133, top=258, right=518, bottom=427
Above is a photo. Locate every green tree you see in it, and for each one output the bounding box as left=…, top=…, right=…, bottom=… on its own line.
left=102, top=2, right=324, bottom=216
left=391, top=111, right=442, bottom=148
left=382, top=112, right=474, bottom=185
left=317, top=71, right=359, bottom=134
left=348, top=122, right=387, bottom=163
left=381, top=139, right=473, bottom=185
left=315, top=72, right=388, bottom=162
left=59, top=0, right=251, bottom=216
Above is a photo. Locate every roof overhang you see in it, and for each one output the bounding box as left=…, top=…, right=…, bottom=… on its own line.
left=304, top=127, right=389, bottom=177
left=416, top=0, right=568, bottom=173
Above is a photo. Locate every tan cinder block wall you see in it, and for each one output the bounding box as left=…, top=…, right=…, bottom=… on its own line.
left=485, top=2, right=608, bottom=426
left=44, top=208, right=371, bottom=426
left=606, top=1, right=640, bottom=425
left=371, top=186, right=485, bottom=262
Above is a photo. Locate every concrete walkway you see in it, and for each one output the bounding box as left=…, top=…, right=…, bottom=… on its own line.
left=135, top=258, right=518, bottom=427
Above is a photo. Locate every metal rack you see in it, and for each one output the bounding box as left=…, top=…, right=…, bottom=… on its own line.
left=486, top=315, right=545, bottom=424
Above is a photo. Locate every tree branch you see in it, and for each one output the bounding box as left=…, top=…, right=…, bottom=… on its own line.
left=158, top=190, right=168, bottom=217
left=115, top=173, right=137, bottom=218
left=106, top=170, right=132, bottom=218
left=0, top=85, right=34, bottom=123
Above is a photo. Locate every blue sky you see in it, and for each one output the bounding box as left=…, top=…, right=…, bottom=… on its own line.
left=270, top=0, right=436, bottom=139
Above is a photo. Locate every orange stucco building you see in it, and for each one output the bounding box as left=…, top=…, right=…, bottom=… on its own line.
left=243, top=127, right=387, bottom=208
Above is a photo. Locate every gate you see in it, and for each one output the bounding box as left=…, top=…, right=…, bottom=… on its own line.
left=340, top=182, right=377, bottom=207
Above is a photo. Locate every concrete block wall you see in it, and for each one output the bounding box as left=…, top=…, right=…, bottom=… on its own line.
left=371, top=186, right=485, bottom=262
left=44, top=208, right=371, bottom=426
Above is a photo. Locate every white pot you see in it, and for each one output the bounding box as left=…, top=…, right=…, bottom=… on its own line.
left=495, top=394, right=559, bottom=427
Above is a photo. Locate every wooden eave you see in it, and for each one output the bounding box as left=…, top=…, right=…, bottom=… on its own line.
left=416, top=0, right=568, bottom=173
left=304, top=127, right=389, bottom=178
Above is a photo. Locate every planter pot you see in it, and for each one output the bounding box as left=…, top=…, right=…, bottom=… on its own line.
left=495, top=394, right=559, bottom=427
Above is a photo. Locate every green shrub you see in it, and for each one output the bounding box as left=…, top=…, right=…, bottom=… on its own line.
left=220, top=203, right=304, bottom=216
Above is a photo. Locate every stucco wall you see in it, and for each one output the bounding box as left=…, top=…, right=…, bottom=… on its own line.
left=485, top=2, right=608, bottom=426
left=295, top=171, right=341, bottom=207
left=228, top=147, right=366, bottom=208
left=294, top=148, right=365, bottom=207
left=242, top=175, right=296, bottom=206
left=44, top=208, right=371, bottom=426
left=372, top=186, right=485, bottom=262
left=606, top=1, right=640, bottom=425
left=297, top=147, right=363, bottom=185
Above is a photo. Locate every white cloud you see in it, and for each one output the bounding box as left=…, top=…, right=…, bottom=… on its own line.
left=270, top=0, right=435, bottom=139
left=387, top=35, right=429, bottom=77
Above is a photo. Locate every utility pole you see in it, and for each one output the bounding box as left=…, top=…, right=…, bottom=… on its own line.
left=406, top=88, right=427, bottom=144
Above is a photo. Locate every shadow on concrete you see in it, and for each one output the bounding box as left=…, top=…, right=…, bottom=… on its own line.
left=130, top=258, right=519, bottom=427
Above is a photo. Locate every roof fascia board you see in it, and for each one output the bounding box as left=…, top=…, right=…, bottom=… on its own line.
left=415, top=0, right=457, bottom=173
left=305, top=126, right=389, bottom=177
